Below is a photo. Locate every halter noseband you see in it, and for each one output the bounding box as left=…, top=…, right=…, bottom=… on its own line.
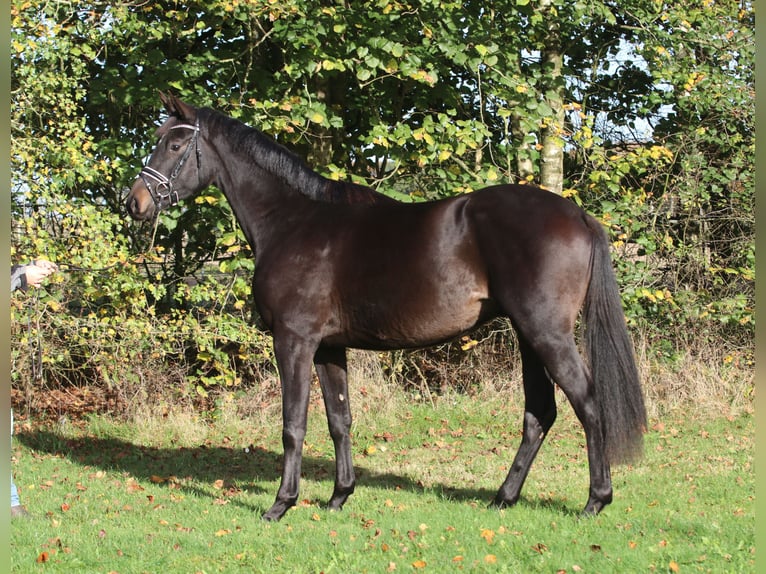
left=139, top=119, right=201, bottom=210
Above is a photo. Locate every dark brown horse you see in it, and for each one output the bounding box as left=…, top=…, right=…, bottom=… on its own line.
left=125, top=93, right=645, bottom=522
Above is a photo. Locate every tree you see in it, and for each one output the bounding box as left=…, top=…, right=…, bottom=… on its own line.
left=11, top=0, right=754, bottom=403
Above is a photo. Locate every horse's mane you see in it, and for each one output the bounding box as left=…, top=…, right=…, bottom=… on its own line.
left=201, top=107, right=395, bottom=206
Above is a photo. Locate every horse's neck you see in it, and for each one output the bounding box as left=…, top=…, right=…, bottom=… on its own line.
left=211, top=150, right=314, bottom=254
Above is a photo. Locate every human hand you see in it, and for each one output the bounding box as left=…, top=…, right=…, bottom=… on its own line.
left=25, top=260, right=59, bottom=288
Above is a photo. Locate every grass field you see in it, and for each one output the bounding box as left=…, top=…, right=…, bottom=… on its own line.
left=10, top=385, right=754, bottom=573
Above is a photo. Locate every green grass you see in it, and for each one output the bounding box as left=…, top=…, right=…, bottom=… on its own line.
left=11, top=392, right=754, bottom=573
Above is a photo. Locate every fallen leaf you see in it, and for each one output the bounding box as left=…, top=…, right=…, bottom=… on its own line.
left=215, top=529, right=231, bottom=537
left=36, top=552, right=50, bottom=563
left=461, top=338, right=479, bottom=351
left=44, top=537, right=62, bottom=548
left=485, top=554, right=497, bottom=564
left=375, top=431, right=394, bottom=442
left=412, top=560, right=427, bottom=568
left=127, top=480, right=144, bottom=493
left=213, top=479, right=224, bottom=489
left=669, top=560, right=680, bottom=572
left=61, top=503, right=70, bottom=512
left=481, top=528, right=495, bottom=543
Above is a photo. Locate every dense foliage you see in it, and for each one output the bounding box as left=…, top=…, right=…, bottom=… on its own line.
left=11, top=0, right=753, bottom=409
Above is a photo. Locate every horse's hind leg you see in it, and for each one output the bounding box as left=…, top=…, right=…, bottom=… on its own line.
left=492, top=336, right=557, bottom=508
left=314, top=346, right=356, bottom=511
left=532, top=336, right=613, bottom=515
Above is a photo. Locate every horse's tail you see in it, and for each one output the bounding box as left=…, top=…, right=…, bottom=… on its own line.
left=583, top=215, right=647, bottom=465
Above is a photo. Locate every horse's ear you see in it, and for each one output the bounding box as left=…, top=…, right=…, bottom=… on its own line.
left=159, top=91, right=197, bottom=122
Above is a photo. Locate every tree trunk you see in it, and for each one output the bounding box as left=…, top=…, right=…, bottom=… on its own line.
left=511, top=112, right=535, bottom=182
left=538, top=0, right=565, bottom=195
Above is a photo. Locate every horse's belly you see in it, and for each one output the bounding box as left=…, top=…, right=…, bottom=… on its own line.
left=335, top=288, right=495, bottom=350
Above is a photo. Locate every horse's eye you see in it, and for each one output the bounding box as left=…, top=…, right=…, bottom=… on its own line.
left=170, top=144, right=181, bottom=152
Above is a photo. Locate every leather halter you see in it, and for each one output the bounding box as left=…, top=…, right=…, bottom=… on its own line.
left=139, top=120, right=201, bottom=210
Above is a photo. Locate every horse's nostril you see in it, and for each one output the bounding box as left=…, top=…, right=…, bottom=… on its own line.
left=126, top=195, right=143, bottom=219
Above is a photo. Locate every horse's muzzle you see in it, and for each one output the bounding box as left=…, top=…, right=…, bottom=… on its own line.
left=125, top=179, right=157, bottom=221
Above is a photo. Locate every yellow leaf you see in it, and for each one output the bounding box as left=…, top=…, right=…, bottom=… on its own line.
left=461, top=339, right=479, bottom=351
left=485, top=554, right=497, bottom=564
left=412, top=560, right=427, bottom=568
left=215, top=529, right=231, bottom=537
left=310, top=112, right=325, bottom=124
left=669, top=560, right=680, bottom=572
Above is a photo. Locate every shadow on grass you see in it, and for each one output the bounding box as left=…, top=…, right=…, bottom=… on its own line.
left=16, top=429, right=574, bottom=517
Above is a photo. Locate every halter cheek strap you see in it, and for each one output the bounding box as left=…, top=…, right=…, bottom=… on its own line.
left=139, top=119, right=201, bottom=210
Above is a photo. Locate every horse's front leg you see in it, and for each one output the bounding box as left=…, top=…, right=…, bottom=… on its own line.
left=262, top=334, right=317, bottom=522
left=314, top=345, right=355, bottom=511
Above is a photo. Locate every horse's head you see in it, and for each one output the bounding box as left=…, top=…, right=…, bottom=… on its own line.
left=125, top=92, right=207, bottom=221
